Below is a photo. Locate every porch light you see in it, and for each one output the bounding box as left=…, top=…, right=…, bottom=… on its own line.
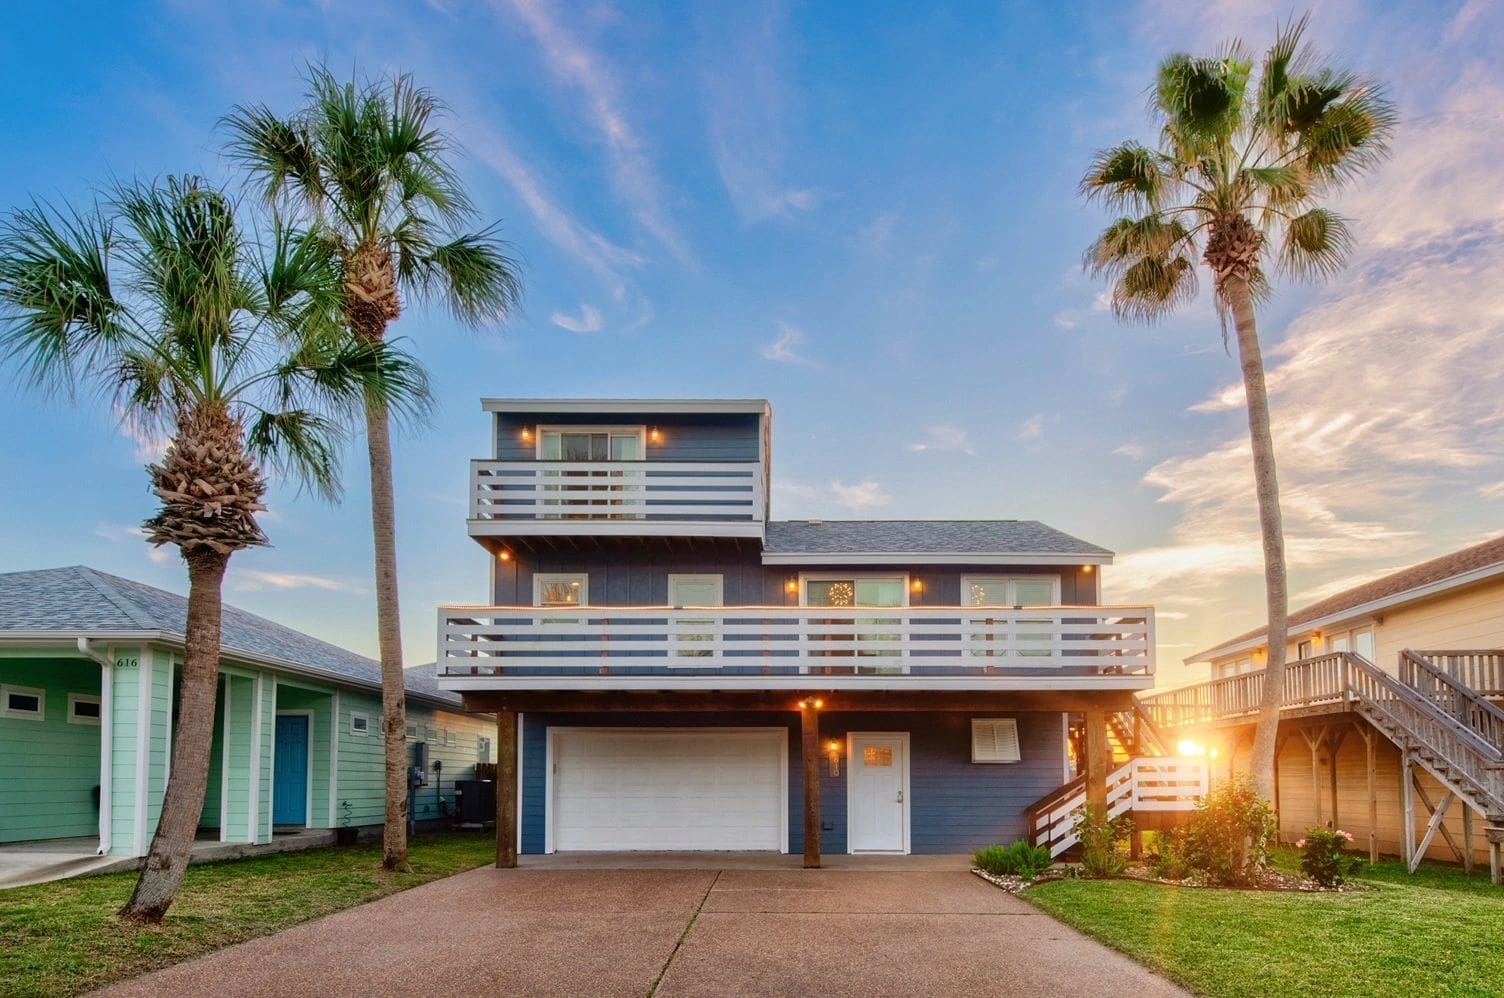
left=649, top=426, right=663, bottom=443
left=1081, top=565, right=1093, bottom=574
left=498, top=549, right=512, bottom=562
left=827, top=740, right=841, bottom=777
left=520, top=426, right=533, bottom=443
left=785, top=577, right=798, bottom=595
left=910, top=578, right=924, bottom=595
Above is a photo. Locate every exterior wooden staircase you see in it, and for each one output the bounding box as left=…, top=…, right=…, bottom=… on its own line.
left=1139, top=650, right=1504, bottom=882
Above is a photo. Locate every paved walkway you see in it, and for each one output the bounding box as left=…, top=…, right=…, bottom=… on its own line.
left=98, top=866, right=1186, bottom=997
left=0, top=829, right=336, bottom=890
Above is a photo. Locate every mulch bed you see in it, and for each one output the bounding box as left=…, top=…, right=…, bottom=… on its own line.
left=972, top=865, right=1369, bottom=893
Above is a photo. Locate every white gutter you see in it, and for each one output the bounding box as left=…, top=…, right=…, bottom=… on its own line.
left=480, top=397, right=769, bottom=414
left=77, top=638, right=113, bottom=856
left=760, top=551, right=1113, bottom=566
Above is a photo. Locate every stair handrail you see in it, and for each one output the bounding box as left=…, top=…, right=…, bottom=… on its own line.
left=1410, top=650, right=1504, bottom=698
left=1341, top=652, right=1504, bottom=813
left=1131, top=702, right=1172, bottom=755
left=1399, top=650, right=1504, bottom=753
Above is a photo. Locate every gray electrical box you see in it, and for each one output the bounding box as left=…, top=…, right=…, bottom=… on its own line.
left=413, top=741, right=430, bottom=770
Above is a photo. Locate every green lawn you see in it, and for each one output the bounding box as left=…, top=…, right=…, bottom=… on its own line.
left=1025, top=851, right=1504, bottom=997
left=0, top=832, right=495, bottom=998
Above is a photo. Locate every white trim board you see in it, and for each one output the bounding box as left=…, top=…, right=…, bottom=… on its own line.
left=329, top=691, right=341, bottom=828
left=483, top=398, right=769, bottom=414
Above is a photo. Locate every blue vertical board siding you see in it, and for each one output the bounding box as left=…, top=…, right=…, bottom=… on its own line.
left=496, top=548, right=1096, bottom=609
left=492, top=412, right=761, bottom=461
left=519, top=711, right=1064, bottom=855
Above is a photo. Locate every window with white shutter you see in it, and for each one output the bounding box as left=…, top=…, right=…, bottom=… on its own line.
left=971, top=718, right=1021, bottom=763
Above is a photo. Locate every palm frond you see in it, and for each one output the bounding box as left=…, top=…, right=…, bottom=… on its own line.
left=222, top=103, right=326, bottom=213
left=1279, top=207, right=1352, bottom=279
left=1155, top=49, right=1252, bottom=145
left=1298, top=84, right=1397, bottom=183
left=401, top=227, right=523, bottom=325
left=1111, top=255, right=1199, bottom=324
left=245, top=408, right=343, bottom=499
left=1080, top=143, right=1168, bottom=212
left=0, top=198, right=123, bottom=392
left=1084, top=215, right=1198, bottom=278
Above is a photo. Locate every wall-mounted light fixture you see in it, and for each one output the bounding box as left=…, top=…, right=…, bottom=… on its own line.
left=798, top=698, right=824, bottom=710
left=1081, top=564, right=1094, bottom=575
left=649, top=426, right=663, bottom=444
left=520, top=426, right=533, bottom=443
left=785, top=577, right=799, bottom=596
left=498, top=549, right=512, bottom=562
left=826, top=738, right=842, bottom=777
left=910, top=577, right=924, bottom=596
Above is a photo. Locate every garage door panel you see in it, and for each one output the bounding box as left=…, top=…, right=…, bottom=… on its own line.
left=552, top=729, right=785, bottom=851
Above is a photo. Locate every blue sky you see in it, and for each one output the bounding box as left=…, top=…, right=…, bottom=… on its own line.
left=2, top=0, right=1501, bottom=686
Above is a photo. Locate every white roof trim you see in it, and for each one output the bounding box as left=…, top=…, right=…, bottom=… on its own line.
left=438, top=675, right=1153, bottom=692
left=760, top=551, right=1112, bottom=566
left=1189, top=558, right=1504, bottom=664
left=481, top=398, right=769, bottom=414
left=0, top=631, right=465, bottom=713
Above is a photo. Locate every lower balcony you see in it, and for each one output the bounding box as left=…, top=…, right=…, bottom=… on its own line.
left=436, top=605, right=1156, bottom=691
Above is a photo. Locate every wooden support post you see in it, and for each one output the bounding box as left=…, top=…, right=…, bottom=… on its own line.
left=1085, top=710, right=1108, bottom=814
left=1303, top=727, right=1327, bottom=828
left=1462, top=805, right=1475, bottom=875
left=1411, top=778, right=1465, bottom=865
left=1273, top=734, right=1287, bottom=839
left=1327, top=727, right=1349, bottom=831
left=496, top=708, right=518, bottom=870
left=801, top=701, right=821, bottom=869
left=1361, top=724, right=1379, bottom=864
left=1490, top=830, right=1502, bottom=886
left=1399, top=751, right=1415, bottom=871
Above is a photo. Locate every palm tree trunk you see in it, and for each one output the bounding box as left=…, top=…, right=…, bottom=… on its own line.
left=119, top=549, right=230, bottom=923
left=1226, top=275, right=1290, bottom=803
left=364, top=396, right=410, bottom=871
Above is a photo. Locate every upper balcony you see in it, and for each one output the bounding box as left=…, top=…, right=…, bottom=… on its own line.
left=435, top=604, right=1156, bottom=692
left=470, top=398, right=770, bottom=541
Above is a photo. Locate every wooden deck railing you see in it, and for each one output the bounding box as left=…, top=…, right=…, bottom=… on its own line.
left=1401, top=651, right=1504, bottom=754
left=1137, top=653, right=1351, bottom=728
left=1412, top=650, right=1504, bottom=698
left=437, top=604, right=1156, bottom=686
left=469, top=459, right=765, bottom=527
left=1027, top=757, right=1209, bottom=858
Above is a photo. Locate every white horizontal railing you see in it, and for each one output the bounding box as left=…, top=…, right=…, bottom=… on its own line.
left=438, top=604, right=1155, bottom=680
left=1030, top=757, right=1208, bottom=858
left=470, top=459, right=764, bottom=524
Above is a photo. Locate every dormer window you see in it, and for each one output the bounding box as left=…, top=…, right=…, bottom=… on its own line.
left=538, top=427, right=644, bottom=461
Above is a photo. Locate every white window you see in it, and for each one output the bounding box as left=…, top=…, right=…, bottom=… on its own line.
left=406, top=722, right=418, bottom=742
left=802, top=574, right=907, bottom=669
left=444, top=729, right=456, bottom=748
left=961, top=575, right=1061, bottom=607
left=351, top=713, right=370, bottom=736
left=478, top=735, right=492, bottom=762
left=1296, top=640, right=1313, bottom=660
left=1329, top=633, right=1351, bottom=654
left=67, top=693, right=102, bottom=725
left=971, top=718, right=1021, bottom=763
left=669, top=574, right=723, bottom=658
left=962, top=575, right=1061, bottom=658
left=534, top=573, right=588, bottom=607
left=537, top=426, right=645, bottom=461
left=1353, top=626, right=1376, bottom=662
left=1, top=685, right=45, bottom=720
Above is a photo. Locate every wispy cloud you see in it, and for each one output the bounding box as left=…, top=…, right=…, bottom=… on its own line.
left=95, top=523, right=173, bottom=564
left=698, top=6, right=818, bottom=221
left=761, top=322, right=817, bottom=365
left=551, top=303, right=604, bottom=333
left=232, top=570, right=358, bottom=594
left=853, top=211, right=899, bottom=255
left=910, top=424, right=975, bottom=456
left=1114, top=442, right=1146, bottom=460
left=830, top=480, right=891, bottom=510
left=500, top=0, right=692, bottom=264
left=1480, top=480, right=1504, bottom=500
left=775, top=478, right=892, bottom=513
left=1016, top=414, right=1046, bottom=441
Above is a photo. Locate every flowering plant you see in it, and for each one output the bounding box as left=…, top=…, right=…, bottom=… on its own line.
left=1299, top=828, right=1364, bottom=886
left=1182, top=776, right=1276, bottom=885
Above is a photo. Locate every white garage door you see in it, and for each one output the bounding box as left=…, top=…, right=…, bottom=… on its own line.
left=551, top=728, right=786, bottom=851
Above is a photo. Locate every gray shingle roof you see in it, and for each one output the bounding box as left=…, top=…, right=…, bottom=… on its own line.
left=0, top=566, right=461, bottom=709
left=762, top=520, right=1113, bottom=558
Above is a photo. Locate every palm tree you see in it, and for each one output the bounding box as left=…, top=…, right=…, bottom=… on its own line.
left=1080, top=17, right=1394, bottom=800
left=224, top=67, right=522, bottom=870
left=0, top=176, right=428, bottom=921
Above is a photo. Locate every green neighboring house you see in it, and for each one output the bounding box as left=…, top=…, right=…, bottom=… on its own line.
left=0, top=566, right=495, bottom=856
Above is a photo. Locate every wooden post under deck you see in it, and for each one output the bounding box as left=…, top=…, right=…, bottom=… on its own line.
left=1362, top=723, right=1379, bottom=864
left=496, top=708, right=518, bottom=869
left=1085, top=710, right=1108, bottom=815
left=801, top=702, right=821, bottom=869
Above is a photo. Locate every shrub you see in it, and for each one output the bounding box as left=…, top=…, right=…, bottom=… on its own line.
left=1148, top=829, right=1191, bottom=880
left=973, top=840, right=1055, bottom=880
left=1075, top=804, right=1131, bottom=877
left=1298, top=828, right=1364, bottom=887
left=1182, top=775, right=1277, bottom=885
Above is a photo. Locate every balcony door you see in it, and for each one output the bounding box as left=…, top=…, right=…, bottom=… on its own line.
left=668, top=574, right=723, bottom=659
left=803, top=575, right=907, bottom=672
left=962, top=575, right=1061, bottom=659
left=537, top=426, right=646, bottom=519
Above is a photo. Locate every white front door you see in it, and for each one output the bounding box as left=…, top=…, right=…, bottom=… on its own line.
left=847, top=732, right=909, bottom=853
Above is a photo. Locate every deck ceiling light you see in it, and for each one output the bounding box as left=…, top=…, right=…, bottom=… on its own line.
left=1081, top=565, right=1094, bottom=574
left=498, top=549, right=512, bottom=562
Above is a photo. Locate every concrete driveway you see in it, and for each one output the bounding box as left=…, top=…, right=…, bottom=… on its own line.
left=97, top=865, right=1185, bottom=997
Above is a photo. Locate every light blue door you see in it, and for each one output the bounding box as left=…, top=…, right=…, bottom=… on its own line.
left=273, top=715, right=309, bottom=826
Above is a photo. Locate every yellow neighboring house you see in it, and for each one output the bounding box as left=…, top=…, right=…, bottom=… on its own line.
left=1141, top=536, right=1504, bottom=880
